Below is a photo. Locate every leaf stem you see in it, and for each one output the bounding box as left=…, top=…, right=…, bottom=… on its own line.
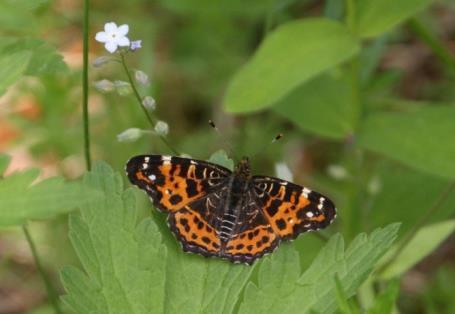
left=408, top=18, right=455, bottom=76
left=22, top=225, right=62, bottom=314
left=82, top=0, right=92, bottom=170
left=378, top=181, right=455, bottom=274
left=345, top=0, right=356, bottom=31
left=119, top=53, right=179, bottom=155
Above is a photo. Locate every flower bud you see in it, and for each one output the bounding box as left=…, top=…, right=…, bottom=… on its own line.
left=327, top=164, right=348, bottom=180
left=117, top=128, right=143, bottom=142
left=114, top=80, right=133, bottom=96
left=135, top=70, right=150, bottom=86
left=92, top=56, right=111, bottom=68
left=93, top=79, right=114, bottom=92
left=154, top=121, right=169, bottom=136
left=142, top=96, right=156, bottom=111
left=130, top=40, right=142, bottom=51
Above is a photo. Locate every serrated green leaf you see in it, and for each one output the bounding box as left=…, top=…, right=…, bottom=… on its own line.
left=0, top=164, right=100, bottom=227
left=0, top=154, right=11, bottom=176
left=239, top=224, right=400, bottom=314
left=358, top=105, right=455, bottom=179
left=0, top=50, right=31, bottom=96
left=356, top=0, right=434, bottom=38
left=224, top=18, right=359, bottom=113
left=378, top=220, right=455, bottom=280
left=61, top=161, right=254, bottom=314
left=367, top=279, right=400, bottom=314
left=273, top=72, right=355, bottom=139
left=335, top=275, right=360, bottom=314
left=209, top=150, right=234, bottom=170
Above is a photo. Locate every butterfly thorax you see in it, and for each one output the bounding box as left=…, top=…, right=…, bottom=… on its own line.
left=234, top=157, right=251, bottom=179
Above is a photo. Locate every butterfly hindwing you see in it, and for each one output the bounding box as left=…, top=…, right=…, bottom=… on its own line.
left=126, top=155, right=231, bottom=212
left=168, top=208, right=222, bottom=256
left=253, top=176, right=336, bottom=240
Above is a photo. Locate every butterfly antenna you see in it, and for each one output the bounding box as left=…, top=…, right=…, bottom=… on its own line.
left=251, top=133, right=283, bottom=159
left=208, top=120, right=237, bottom=160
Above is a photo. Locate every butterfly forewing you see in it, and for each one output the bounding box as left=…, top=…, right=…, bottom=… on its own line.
left=126, top=155, right=231, bottom=212
left=252, top=176, right=336, bottom=240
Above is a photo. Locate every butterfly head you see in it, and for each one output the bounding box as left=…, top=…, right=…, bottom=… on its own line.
left=235, top=157, right=251, bottom=179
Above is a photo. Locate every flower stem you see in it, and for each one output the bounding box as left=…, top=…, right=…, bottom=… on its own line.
left=119, top=53, right=179, bottom=155
left=82, top=0, right=92, bottom=170
left=22, top=225, right=62, bottom=314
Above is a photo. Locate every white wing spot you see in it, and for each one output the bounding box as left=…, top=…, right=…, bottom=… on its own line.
left=303, top=187, right=312, bottom=194
left=142, top=163, right=148, bottom=169
left=144, top=157, right=150, bottom=162
left=318, top=197, right=325, bottom=210
left=190, top=160, right=197, bottom=165
left=306, top=212, right=314, bottom=218
left=148, top=174, right=156, bottom=181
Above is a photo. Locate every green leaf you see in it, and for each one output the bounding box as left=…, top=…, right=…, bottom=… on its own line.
left=0, top=163, right=101, bottom=227
left=367, top=279, right=400, bottom=314
left=0, top=38, right=68, bottom=76
left=61, top=162, right=254, bottom=314
left=0, top=154, right=11, bottom=176
left=356, top=0, right=435, bottom=38
left=209, top=149, right=235, bottom=170
left=334, top=275, right=359, bottom=314
left=224, top=18, right=360, bottom=113
left=357, top=105, right=455, bottom=180
left=239, top=224, right=400, bottom=314
left=274, top=72, right=355, bottom=139
left=367, top=161, right=455, bottom=235
left=378, top=220, right=455, bottom=280
left=0, top=50, right=31, bottom=96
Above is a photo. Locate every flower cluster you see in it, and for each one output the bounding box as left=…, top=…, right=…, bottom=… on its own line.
left=94, top=22, right=172, bottom=145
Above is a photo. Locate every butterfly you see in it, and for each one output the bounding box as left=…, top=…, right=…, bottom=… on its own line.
left=126, top=154, right=336, bottom=264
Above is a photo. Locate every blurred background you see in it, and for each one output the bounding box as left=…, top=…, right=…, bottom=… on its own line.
left=0, top=0, right=454, bottom=313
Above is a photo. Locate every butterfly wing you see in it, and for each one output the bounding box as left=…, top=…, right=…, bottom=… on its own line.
left=253, top=176, right=336, bottom=240
left=126, top=155, right=231, bottom=212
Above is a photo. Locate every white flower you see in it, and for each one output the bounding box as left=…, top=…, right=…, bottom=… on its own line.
left=130, top=40, right=142, bottom=51
left=95, top=22, right=130, bottom=53
left=154, top=121, right=169, bottom=136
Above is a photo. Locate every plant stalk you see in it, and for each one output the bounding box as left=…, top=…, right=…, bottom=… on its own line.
left=22, top=225, right=62, bottom=314
left=82, top=0, right=92, bottom=170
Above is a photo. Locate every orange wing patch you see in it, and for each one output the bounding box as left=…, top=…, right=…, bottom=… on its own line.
left=255, top=178, right=336, bottom=241
left=152, top=163, right=203, bottom=211
left=170, top=209, right=221, bottom=255
left=223, top=225, right=279, bottom=263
